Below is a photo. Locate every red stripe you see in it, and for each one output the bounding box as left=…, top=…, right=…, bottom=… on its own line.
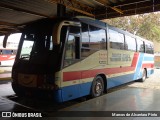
left=63, top=71, right=81, bottom=81
left=63, top=53, right=139, bottom=82
left=131, top=53, right=139, bottom=67
left=0, top=55, right=15, bottom=62
left=142, top=63, right=154, bottom=68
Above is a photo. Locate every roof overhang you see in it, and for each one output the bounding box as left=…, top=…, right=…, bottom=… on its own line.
left=0, top=0, right=159, bottom=35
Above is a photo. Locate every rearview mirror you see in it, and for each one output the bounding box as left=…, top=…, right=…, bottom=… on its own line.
left=24, top=34, right=34, bottom=40
left=3, top=34, right=10, bottom=48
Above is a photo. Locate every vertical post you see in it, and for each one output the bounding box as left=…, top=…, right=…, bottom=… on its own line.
left=57, top=4, right=66, bottom=17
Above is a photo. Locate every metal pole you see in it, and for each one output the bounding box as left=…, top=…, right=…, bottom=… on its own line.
left=57, top=4, right=66, bottom=17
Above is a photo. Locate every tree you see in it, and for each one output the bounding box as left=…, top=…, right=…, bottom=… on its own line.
left=103, top=12, right=160, bottom=42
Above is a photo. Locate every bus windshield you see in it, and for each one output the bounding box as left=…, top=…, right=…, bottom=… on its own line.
left=14, top=19, right=69, bottom=74
left=20, top=33, right=53, bottom=64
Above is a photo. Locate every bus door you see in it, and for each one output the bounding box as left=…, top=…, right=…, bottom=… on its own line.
left=62, top=26, right=81, bottom=101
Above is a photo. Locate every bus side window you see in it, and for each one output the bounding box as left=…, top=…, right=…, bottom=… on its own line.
left=109, top=29, right=124, bottom=50
left=145, top=42, right=154, bottom=54
left=81, top=24, right=106, bottom=59
left=137, top=39, right=144, bottom=53
left=0, top=50, right=2, bottom=55
left=125, top=35, right=136, bottom=51
left=89, top=25, right=106, bottom=50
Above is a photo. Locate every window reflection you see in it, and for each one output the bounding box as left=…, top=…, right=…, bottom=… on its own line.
left=125, top=35, right=136, bottom=51
left=109, top=29, right=124, bottom=50
left=81, top=24, right=106, bottom=58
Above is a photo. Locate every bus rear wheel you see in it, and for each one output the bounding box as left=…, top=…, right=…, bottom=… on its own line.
left=91, top=76, right=104, bottom=98
left=139, top=69, right=147, bottom=82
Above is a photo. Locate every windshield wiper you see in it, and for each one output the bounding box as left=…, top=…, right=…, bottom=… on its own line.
left=20, top=54, right=30, bottom=59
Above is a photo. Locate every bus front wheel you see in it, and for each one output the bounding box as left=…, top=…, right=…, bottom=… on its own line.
left=11, top=82, right=24, bottom=97
left=91, top=76, right=104, bottom=98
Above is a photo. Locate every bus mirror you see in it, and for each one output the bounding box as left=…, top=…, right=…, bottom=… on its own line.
left=53, top=21, right=81, bottom=45
left=3, top=34, right=10, bottom=48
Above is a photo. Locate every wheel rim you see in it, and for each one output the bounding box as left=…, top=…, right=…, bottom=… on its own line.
left=95, top=80, right=103, bottom=95
left=142, top=70, right=146, bottom=80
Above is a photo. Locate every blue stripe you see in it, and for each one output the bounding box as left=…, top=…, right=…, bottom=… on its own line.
left=61, top=84, right=80, bottom=102
left=143, top=57, right=154, bottom=61
left=133, top=53, right=144, bottom=80
left=107, top=74, right=134, bottom=89
left=60, top=82, right=92, bottom=102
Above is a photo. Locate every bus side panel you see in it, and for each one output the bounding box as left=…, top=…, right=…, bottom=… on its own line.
left=61, top=81, right=92, bottom=102
left=133, top=53, right=154, bottom=80
left=53, top=90, right=63, bottom=103
left=107, top=73, right=134, bottom=89
left=142, top=54, right=154, bottom=77
left=133, top=53, right=144, bottom=80
left=79, top=80, right=92, bottom=97
left=61, top=84, right=80, bottom=102
left=61, top=51, right=106, bottom=101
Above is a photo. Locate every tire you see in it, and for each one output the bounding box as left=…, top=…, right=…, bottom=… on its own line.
left=11, top=82, right=24, bottom=97
left=91, top=76, right=104, bottom=98
left=139, top=69, right=147, bottom=82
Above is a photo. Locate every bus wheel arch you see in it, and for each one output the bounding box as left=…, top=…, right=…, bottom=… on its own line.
left=90, top=74, right=107, bottom=98
left=140, top=68, right=147, bottom=82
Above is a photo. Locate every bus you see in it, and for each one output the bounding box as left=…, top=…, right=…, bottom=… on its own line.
left=11, top=17, right=154, bottom=102
left=155, top=53, right=160, bottom=68
left=0, top=48, right=17, bottom=66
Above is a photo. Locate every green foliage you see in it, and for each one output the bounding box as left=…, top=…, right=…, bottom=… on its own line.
left=103, top=12, right=160, bottom=42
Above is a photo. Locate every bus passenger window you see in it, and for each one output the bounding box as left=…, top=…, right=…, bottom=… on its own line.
left=125, top=35, right=136, bottom=51
left=89, top=25, right=106, bottom=50
left=137, top=39, right=144, bottom=53
left=145, top=42, right=154, bottom=54
left=109, top=29, right=124, bottom=50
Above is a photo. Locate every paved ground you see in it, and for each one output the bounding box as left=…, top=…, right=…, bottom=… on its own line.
left=0, top=67, right=12, bottom=73
left=128, top=68, right=160, bottom=89
left=0, top=67, right=11, bottom=80
left=108, top=68, right=160, bottom=93
left=0, top=68, right=159, bottom=119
